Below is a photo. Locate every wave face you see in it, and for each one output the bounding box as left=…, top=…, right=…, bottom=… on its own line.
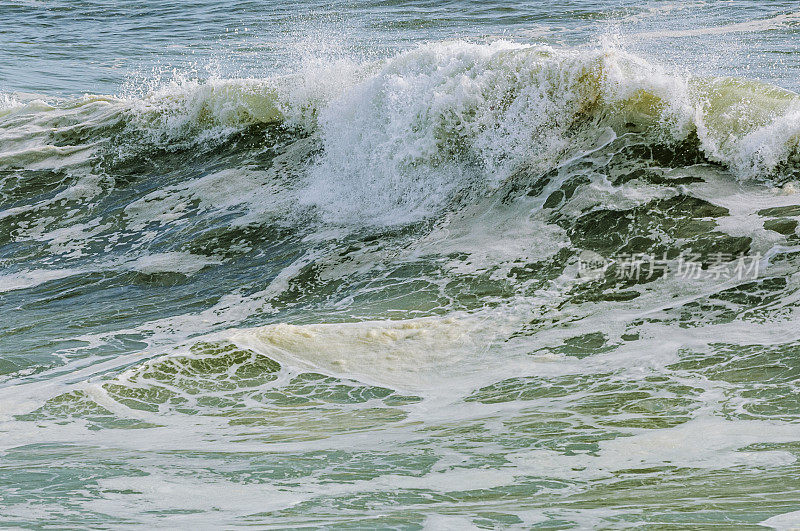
left=4, top=42, right=800, bottom=226
left=4, top=3, right=800, bottom=527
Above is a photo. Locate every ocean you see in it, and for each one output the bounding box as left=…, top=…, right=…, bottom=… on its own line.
left=2, top=1, right=800, bottom=528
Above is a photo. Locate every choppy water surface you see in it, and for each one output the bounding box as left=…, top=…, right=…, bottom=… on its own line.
left=3, top=1, right=800, bottom=528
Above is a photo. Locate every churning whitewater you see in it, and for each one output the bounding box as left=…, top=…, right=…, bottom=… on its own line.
left=3, top=1, right=800, bottom=528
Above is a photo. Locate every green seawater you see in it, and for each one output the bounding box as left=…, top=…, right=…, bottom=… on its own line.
left=2, top=1, right=800, bottom=528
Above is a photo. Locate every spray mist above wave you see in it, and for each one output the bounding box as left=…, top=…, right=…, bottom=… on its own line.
left=2, top=40, right=800, bottom=223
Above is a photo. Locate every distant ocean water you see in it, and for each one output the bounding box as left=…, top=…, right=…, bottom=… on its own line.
left=3, top=1, right=800, bottom=527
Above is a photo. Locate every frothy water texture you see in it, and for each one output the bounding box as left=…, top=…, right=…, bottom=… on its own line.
left=3, top=1, right=800, bottom=528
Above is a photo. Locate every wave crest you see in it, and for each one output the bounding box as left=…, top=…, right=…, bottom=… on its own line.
left=3, top=41, right=800, bottom=223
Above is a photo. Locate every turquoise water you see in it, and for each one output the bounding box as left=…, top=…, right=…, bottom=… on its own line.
left=3, top=1, right=800, bottom=528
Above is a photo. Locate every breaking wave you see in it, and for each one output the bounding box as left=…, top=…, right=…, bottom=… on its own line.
left=2, top=40, right=800, bottom=225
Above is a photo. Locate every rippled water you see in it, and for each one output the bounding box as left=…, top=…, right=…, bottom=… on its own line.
left=3, top=1, right=800, bottom=528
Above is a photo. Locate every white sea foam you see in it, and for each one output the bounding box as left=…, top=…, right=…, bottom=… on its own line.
left=231, top=313, right=518, bottom=392
left=0, top=268, right=82, bottom=293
